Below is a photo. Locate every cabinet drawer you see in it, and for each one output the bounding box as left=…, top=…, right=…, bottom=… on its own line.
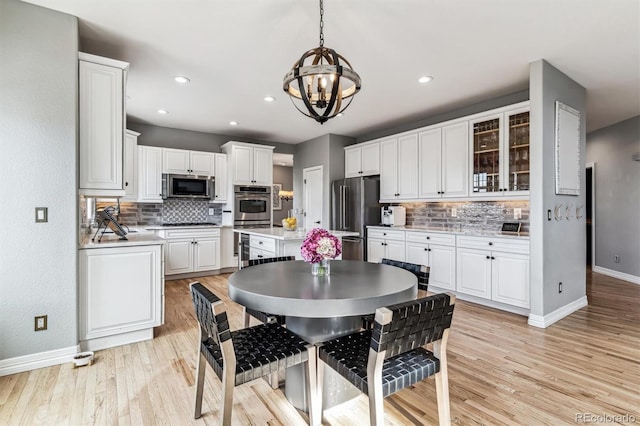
left=249, top=247, right=276, bottom=260
left=249, top=235, right=277, bottom=252
left=456, top=235, right=529, bottom=254
left=368, top=228, right=405, bottom=241
left=162, top=228, right=220, bottom=239
left=405, top=231, right=455, bottom=246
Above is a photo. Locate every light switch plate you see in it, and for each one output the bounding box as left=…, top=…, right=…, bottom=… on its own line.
left=208, top=207, right=214, bottom=215
left=451, top=207, right=457, bottom=218
left=35, top=207, right=48, bottom=223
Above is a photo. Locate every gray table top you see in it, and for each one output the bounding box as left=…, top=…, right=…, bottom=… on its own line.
left=228, top=260, right=418, bottom=318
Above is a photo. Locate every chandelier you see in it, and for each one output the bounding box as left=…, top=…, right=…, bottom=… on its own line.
left=283, top=0, right=361, bottom=124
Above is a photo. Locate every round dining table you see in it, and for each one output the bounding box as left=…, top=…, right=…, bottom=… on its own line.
left=227, top=259, right=417, bottom=410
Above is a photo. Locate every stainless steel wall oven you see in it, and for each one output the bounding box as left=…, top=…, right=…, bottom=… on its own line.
left=233, top=185, right=271, bottom=227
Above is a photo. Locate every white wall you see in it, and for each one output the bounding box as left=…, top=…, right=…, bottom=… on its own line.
left=0, top=0, right=78, bottom=359
left=529, top=59, right=587, bottom=323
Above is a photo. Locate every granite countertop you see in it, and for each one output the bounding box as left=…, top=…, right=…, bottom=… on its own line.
left=79, top=229, right=165, bottom=249
left=367, top=225, right=530, bottom=240
left=233, top=227, right=360, bottom=241
left=145, top=223, right=226, bottom=230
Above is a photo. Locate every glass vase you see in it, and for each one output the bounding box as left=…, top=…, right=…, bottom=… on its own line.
left=311, top=259, right=331, bottom=276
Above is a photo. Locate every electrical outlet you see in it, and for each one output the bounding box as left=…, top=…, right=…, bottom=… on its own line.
left=35, top=207, right=48, bottom=223
left=614, top=255, right=620, bottom=263
left=451, top=207, right=457, bottom=218
left=558, top=282, right=562, bottom=293
left=208, top=207, right=214, bottom=216
left=35, top=315, right=47, bottom=331
left=514, top=208, right=522, bottom=220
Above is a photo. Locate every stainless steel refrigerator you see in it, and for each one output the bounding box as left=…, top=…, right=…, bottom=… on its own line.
left=331, top=176, right=381, bottom=261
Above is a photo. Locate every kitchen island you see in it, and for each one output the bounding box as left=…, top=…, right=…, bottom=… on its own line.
left=234, top=227, right=359, bottom=262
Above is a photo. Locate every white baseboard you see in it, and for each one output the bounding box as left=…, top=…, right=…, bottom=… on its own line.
left=593, top=266, right=640, bottom=285
left=0, top=345, right=80, bottom=377
left=528, top=295, right=588, bottom=328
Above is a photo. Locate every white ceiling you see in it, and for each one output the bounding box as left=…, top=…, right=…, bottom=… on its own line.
left=25, top=0, right=640, bottom=144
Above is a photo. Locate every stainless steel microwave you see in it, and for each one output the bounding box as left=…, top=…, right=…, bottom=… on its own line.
left=162, top=174, right=215, bottom=200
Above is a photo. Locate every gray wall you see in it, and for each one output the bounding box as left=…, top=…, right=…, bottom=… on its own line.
left=357, top=90, right=529, bottom=144
left=529, top=59, right=587, bottom=317
left=128, top=122, right=295, bottom=154
left=272, top=166, right=293, bottom=223
left=0, top=0, right=78, bottom=359
left=586, top=116, right=640, bottom=277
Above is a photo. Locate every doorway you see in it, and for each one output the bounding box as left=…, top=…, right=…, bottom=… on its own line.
left=586, top=163, right=595, bottom=268
left=303, top=165, right=323, bottom=229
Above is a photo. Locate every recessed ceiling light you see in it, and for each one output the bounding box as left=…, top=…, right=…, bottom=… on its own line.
left=418, top=76, right=433, bottom=84
left=229, top=121, right=238, bottom=126
left=174, top=76, right=191, bottom=84
left=264, top=96, right=276, bottom=102
left=157, top=109, right=169, bottom=115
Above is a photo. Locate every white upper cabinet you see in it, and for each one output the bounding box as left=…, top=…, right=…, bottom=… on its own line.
left=345, top=142, right=380, bottom=178
left=162, top=149, right=214, bottom=176
left=122, top=130, right=140, bottom=201
left=418, top=128, right=442, bottom=198
left=214, top=153, right=227, bottom=202
left=222, top=142, right=274, bottom=186
left=380, top=134, right=418, bottom=201
left=137, top=145, right=163, bottom=202
left=78, top=53, right=129, bottom=195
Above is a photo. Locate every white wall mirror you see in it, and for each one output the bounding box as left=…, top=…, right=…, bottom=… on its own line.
left=555, top=101, right=581, bottom=195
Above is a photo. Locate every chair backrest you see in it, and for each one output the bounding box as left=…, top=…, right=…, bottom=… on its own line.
left=190, top=282, right=232, bottom=347
left=371, top=293, right=454, bottom=359
left=381, top=258, right=430, bottom=291
left=247, top=255, right=296, bottom=267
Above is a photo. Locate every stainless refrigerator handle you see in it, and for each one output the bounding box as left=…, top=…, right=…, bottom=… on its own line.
left=342, top=185, right=349, bottom=230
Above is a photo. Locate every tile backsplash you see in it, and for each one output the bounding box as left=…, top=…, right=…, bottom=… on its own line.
left=398, top=200, right=530, bottom=232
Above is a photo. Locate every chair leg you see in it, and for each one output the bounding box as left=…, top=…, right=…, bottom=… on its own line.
left=316, top=355, right=325, bottom=423
left=194, top=352, right=206, bottom=419
left=270, top=371, right=279, bottom=389
left=305, top=346, right=320, bottom=426
left=368, top=383, right=384, bottom=426
left=243, top=308, right=251, bottom=328
left=434, top=369, right=451, bottom=426
left=221, top=368, right=235, bottom=426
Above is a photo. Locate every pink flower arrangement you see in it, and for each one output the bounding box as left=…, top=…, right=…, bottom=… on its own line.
left=300, top=228, right=342, bottom=264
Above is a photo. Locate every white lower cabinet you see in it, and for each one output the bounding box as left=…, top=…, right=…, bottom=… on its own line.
left=367, top=228, right=405, bottom=263
left=405, top=232, right=456, bottom=291
left=158, top=228, right=221, bottom=275
left=456, top=235, right=530, bottom=308
left=79, top=244, right=163, bottom=351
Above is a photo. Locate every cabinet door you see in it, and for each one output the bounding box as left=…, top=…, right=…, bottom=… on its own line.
left=252, top=147, right=273, bottom=185
left=249, top=247, right=267, bottom=260
left=379, top=138, right=398, bottom=200
left=385, top=240, right=405, bottom=262
left=456, top=247, right=491, bottom=299
left=361, top=143, right=380, bottom=176
left=165, top=239, right=193, bottom=275
left=429, top=244, right=456, bottom=291
left=405, top=242, right=430, bottom=266
left=190, top=151, right=215, bottom=176
left=79, top=245, right=161, bottom=341
left=193, top=238, right=220, bottom=272
left=79, top=60, right=124, bottom=190
left=220, top=227, right=237, bottom=268
left=503, top=108, right=530, bottom=194
left=441, top=122, right=468, bottom=198
left=137, top=146, right=163, bottom=202
left=162, top=148, right=190, bottom=174
left=122, top=130, right=138, bottom=201
left=345, top=147, right=362, bottom=178
left=418, top=128, right=443, bottom=198
left=492, top=251, right=530, bottom=308
left=397, top=134, right=419, bottom=199
left=214, top=153, right=227, bottom=202
left=367, top=238, right=386, bottom=263
left=233, top=145, right=254, bottom=185
left=469, top=115, right=501, bottom=195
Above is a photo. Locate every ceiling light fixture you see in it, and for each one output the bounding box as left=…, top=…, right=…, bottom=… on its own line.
left=283, top=0, right=361, bottom=124
left=174, top=76, right=190, bottom=84
left=157, top=109, right=169, bottom=115
left=264, top=96, right=276, bottom=102
left=418, top=76, right=433, bottom=84
left=229, top=121, right=238, bottom=126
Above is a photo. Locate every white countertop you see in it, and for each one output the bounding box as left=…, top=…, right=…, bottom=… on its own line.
left=145, top=224, right=225, bottom=230
left=79, top=232, right=165, bottom=249
left=234, top=227, right=360, bottom=241
left=367, top=225, right=530, bottom=240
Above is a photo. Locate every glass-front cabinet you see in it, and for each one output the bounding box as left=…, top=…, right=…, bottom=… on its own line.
left=470, top=105, right=530, bottom=196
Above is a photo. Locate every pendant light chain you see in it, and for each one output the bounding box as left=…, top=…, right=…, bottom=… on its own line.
left=319, top=0, right=324, bottom=48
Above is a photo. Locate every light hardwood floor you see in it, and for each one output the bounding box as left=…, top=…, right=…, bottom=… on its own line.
left=1, top=270, right=638, bottom=425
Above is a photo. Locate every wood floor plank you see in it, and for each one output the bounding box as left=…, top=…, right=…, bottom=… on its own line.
left=1, top=269, right=638, bottom=425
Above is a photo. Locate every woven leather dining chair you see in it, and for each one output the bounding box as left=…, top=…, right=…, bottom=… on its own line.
left=243, top=255, right=295, bottom=327
left=381, top=258, right=430, bottom=294
left=190, top=282, right=319, bottom=426
left=318, top=293, right=455, bottom=426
